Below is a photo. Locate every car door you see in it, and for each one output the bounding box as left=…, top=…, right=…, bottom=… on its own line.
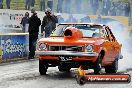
left=102, top=27, right=115, bottom=63
left=107, top=27, right=120, bottom=61
left=106, top=27, right=118, bottom=61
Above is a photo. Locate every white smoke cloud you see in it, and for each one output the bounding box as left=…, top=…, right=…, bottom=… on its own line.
left=106, top=21, right=132, bottom=72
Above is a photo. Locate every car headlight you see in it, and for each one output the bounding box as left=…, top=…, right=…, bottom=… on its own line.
left=86, top=45, right=93, bottom=52
left=39, top=43, right=47, bottom=50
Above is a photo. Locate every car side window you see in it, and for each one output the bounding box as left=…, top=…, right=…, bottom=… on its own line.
left=105, top=27, right=116, bottom=42
left=103, top=29, right=109, bottom=39
left=105, top=27, right=111, bottom=41
left=107, top=27, right=116, bottom=42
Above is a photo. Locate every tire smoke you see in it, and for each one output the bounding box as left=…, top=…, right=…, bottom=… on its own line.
left=106, top=21, right=132, bottom=72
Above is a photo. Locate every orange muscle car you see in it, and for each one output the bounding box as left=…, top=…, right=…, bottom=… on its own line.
left=36, top=23, right=123, bottom=75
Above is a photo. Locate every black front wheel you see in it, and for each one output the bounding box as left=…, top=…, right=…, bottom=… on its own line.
left=39, top=60, right=48, bottom=75
left=93, top=54, right=102, bottom=74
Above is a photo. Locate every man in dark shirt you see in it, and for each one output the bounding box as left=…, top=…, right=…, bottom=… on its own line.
left=41, top=8, right=58, bottom=37
left=28, top=9, right=41, bottom=59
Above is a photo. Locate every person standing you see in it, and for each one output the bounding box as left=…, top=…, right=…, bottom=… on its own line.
left=47, top=0, right=53, bottom=10
left=25, top=0, right=31, bottom=10
left=95, top=15, right=103, bottom=24
left=124, top=2, right=131, bottom=17
left=109, top=2, right=116, bottom=16
left=64, top=0, right=71, bottom=13
left=57, top=13, right=64, bottom=23
left=102, top=0, right=111, bottom=16
left=0, top=0, right=3, bottom=9
left=57, top=0, right=64, bottom=13
left=41, top=8, right=58, bottom=37
left=31, top=0, right=35, bottom=7
left=6, top=0, right=11, bottom=9
left=20, top=12, right=29, bottom=33
left=116, top=1, right=124, bottom=16
left=40, top=0, right=45, bottom=11
left=80, top=15, right=91, bottom=23
left=90, top=0, right=99, bottom=15
left=65, top=14, right=77, bottom=23
left=28, top=9, right=41, bottom=59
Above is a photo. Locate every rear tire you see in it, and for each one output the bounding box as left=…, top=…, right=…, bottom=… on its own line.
left=105, top=59, right=118, bottom=74
left=93, top=54, right=102, bottom=74
left=39, top=60, right=48, bottom=75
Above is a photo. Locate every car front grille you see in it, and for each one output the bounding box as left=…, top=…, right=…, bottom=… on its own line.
left=49, top=45, right=84, bottom=52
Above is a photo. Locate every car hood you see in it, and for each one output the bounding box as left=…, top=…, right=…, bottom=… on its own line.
left=38, top=37, right=105, bottom=45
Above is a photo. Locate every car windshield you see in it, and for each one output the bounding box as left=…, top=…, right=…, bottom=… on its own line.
left=51, top=24, right=103, bottom=38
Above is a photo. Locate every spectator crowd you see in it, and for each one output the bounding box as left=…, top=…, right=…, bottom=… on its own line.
left=0, top=0, right=131, bottom=17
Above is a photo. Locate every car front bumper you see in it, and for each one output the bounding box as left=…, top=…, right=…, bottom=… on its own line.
left=35, top=51, right=98, bottom=57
